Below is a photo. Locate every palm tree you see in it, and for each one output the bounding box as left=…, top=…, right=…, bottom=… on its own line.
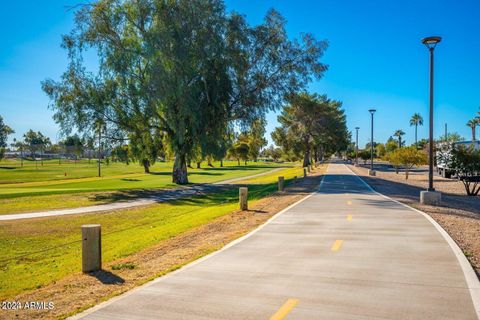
left=393, top=130, right=405, bottom=148
left=466, top=118, right=480, bottom=141
left=409, top=113, right=423, bottom=148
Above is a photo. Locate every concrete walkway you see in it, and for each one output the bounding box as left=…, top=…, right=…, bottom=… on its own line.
left=0, top=167, right=284, bottom=221
left=72, top=163, right=479, bottom=320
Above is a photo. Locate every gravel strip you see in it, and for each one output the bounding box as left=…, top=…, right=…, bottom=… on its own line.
left=349, top=164, right=480, bottom=279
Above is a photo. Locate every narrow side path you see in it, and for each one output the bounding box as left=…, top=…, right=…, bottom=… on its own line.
left=0, top=167, right=284, bottom=221
left=72, top=163, right=479, bottom=320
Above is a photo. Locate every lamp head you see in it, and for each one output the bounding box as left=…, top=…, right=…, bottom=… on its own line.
left=422, top=36, right=442, bottom=49
left=355, top=127, right=360, bottom=130
left=368, top=109, right=376, bottom=114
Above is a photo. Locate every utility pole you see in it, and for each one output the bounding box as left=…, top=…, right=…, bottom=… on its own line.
left=420, top=36, right=442, bottom=205
left=368, top=109, right=376, bottom=176
left=355, top=127, right=360, bottom=165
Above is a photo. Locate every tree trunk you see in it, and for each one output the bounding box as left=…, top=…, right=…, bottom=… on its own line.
left=196, top=161, right=201, bottom=169
left=173, top=153, right=188, bottom=184
left=302, top=137, right=310, bottom=167
left=405, top=170, right=409, bottom=180
left=207, top=158, right=214, bottom=167
left=244, top=160, right=247, bottom=165
left=220, top=159, right=223, bottom=167
left=142, top=159, right=150, bottom=173
left=303, top=149, right=310, bottom=168
left=237, top=158, right=240, bottom=166
left=415, top=125, right=418, bottom=148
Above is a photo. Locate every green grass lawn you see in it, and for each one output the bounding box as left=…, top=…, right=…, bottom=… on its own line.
left=0, top=160, right=289, bottom=214
left=0, top=165, right=304, bottom=299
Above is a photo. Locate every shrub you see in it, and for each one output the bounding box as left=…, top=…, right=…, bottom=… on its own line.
left=441, top=145, right=480, bottom=196
left=387, top=147, right=427, bottom=179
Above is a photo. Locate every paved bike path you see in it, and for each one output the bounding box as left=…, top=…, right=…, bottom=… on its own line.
left=72, top=163, right=479, bottom=320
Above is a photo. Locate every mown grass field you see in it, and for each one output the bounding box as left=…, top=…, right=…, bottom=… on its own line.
left=0, top=165, right=305, bottom=300
left=0, top=159, right=288, bottom=214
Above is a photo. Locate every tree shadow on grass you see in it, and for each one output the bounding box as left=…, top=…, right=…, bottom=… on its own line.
left=200, top=164, right=290, bottom=171
left=88, top=269, right=125, bottom=285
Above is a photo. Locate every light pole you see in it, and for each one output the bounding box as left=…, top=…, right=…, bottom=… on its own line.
left=420, top=36, right=442, bottom=205
left=355, top=127, right=360, bottom=166
left=368, top=109, right=376, bottom=176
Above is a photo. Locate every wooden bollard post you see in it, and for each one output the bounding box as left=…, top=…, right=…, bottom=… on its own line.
left=278, top=176, right=285, bottom=192
left=82, top=224, right=101, bottom=273
left=303, top=167, right=307, bottom=178
left=239, top=187, right=248, bottom=210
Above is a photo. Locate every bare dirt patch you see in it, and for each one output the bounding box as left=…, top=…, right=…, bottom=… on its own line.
left=349, top=164, right=480, bottom=279
left=1, top=167, right=326, bottom=320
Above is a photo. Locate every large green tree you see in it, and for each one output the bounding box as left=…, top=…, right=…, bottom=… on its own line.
left=0, top=116, right=14, bottom=161
left=129, top=129, right=163, bottom=173
left=272, top=93, right=348, bottom=167
left=63, top=134, right=84, bottom=162
left=23, top=130, right=51, bottom=166
left=42, top=0, right=327, bottom=184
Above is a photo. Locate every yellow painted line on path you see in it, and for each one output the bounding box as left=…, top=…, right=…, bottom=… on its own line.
left=347, top=214, right=353, bottom=221
left=347, top=201, right=352, bottom=205
left=270, top=299, right=299, bottom=320
left=331, top=240, right=343, bottom=252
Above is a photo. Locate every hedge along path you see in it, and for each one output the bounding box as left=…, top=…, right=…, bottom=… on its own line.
left=0, top=165, right=327, bottom=320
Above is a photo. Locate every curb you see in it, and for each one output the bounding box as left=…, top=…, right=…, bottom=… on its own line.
left=345, top=164, right=480, bottom=319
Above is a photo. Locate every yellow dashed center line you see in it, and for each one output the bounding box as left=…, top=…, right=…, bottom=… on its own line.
left=331, top=240, right=343, bottom=252
left=347, top=214, right=353, bottom=221
left=270, top=298, right=299, bottom=320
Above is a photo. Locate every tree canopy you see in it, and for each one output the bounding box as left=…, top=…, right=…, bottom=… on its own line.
left=272, top=93, right=348, bottom=166
left=42, top=0, right=328, bottom=184
left=0, top=116, right=14, bottom=161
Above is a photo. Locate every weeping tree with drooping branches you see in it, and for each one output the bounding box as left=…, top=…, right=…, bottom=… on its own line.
left=42, top=0, right=327, bottom=184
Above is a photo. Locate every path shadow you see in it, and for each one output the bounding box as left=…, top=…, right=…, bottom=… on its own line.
left=358, top=174, right=480, bottom=219
left=88, top=270, right=125, bottom=285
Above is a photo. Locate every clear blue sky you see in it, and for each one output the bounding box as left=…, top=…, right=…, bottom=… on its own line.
left=1, top=1, right=479, bottom=148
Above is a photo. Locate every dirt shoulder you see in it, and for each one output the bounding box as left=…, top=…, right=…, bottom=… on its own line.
left=349, top=164, right=480, bottom=279
left=1, top=167, right=326, bottom=320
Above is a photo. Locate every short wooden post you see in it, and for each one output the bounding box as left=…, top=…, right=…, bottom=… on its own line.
left=303, top=167, right=307, bottom=178
left=239, top=187, right=248, bottom=210
left=278, top=176, right=285, bottom=192
left=82, top=224, right=101, bottom=273
left=307, top=166, right=311, bottom=173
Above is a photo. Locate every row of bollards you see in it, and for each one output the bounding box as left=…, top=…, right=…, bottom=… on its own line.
left=81, top=166, right=317, bottom=273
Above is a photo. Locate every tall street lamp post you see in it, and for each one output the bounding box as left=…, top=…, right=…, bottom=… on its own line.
left=368, top=109, right=376, bottom=176
left=420, top=36, right=442, bottom=205
left=355, top=127, right=360, bottom=166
